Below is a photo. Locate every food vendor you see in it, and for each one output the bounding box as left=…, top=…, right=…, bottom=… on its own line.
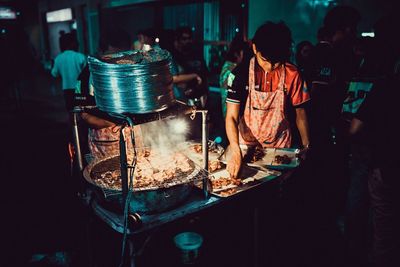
left=80, top=112, right=143, bottom=159
left=225, top=21, right=311, bottom=178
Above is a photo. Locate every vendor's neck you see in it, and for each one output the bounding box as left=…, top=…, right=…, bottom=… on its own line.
left=253, top=44, right=282, bottom=72
left=256, top=57, right=281, bottom=73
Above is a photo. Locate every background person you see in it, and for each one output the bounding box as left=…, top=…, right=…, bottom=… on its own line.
left=51, top=32, right=86, bottom=112
left=133, top=28, right=157, bottom=51
left=347, top=14, right=400, bottom=267
left=295, top=40, right=314, bottom=86
left=349, top=72, right=400, bottom=267
left=219, top=35, right=251, bottom=118
left=304, top=6, right=362, bottom=236
left=171, top=26, right=209, bottom=108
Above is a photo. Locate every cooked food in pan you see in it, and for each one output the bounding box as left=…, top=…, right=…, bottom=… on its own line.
left=190, top=143, right=223, bottom=154
left=189, top=143, right=225, bottom=172
left=91, top=149, right=195, bottom=190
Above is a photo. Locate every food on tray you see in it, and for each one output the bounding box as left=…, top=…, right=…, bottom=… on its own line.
left=191, top=144, right=202, bottom=153
left=91, top=149, right=195, bottom=190
left=190, top=143, right=222, bottom=154
left=251, top=147, right=265, bottom=163
left=209, top=160, right=223, bottom=172
left=219, top=188, right=238, bottom=197
left=274, top=155, right=292, bottom=164
left=188, top=143, right=224, bottom=172
left=243, top=146, right=265, bottom=163
left=211, top=176, right=242, bottom=190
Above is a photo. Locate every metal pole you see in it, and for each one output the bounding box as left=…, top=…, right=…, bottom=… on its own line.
left=120, top=117, right=134, bottom=204
left=120, top=125, right=128, bottom=200
left=201, top=110, right=209, bottom=199
left=72, top=110, right=83, bottom=171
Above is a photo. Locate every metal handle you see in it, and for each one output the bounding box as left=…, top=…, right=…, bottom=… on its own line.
left=200, top=110, right=209, bottom=199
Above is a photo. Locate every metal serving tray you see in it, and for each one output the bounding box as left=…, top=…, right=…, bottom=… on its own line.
left=221, top=146, right=300, bottom=171
left=207, top=166, right=281, bottom=198
left=247, top=148, right=300, bottom=170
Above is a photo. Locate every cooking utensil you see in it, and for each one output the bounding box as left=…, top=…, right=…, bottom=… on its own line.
left=83, top=152, right=203, bottom=214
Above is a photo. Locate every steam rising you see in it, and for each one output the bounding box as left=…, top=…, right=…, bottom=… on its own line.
left=139, top=117, right=190, bottom=155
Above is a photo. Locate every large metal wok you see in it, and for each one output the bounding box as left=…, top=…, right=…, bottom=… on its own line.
left=83, top=153, right=201, bottom=214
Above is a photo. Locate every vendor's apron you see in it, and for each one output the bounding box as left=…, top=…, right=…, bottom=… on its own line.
left=238, top=58, right=291, bottom=148
left=88, top=126, right=143, bottom=159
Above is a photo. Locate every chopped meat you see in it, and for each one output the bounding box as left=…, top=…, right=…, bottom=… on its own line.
left=274, top=155, right=292, bottom=164
left=211, top=177, right=242, bottom=189
left=91, top=149, right=194, bottom=190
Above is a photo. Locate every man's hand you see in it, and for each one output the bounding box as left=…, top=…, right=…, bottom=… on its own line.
left=298, top=144, right=311, bottom=161
left=227, top=145, right=242, bottom=178
left=195, top=74, right=202, bottom=85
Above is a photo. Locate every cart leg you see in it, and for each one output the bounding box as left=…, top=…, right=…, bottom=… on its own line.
left=128, top=239, right=136, bottom=267
left=253, top=207, right=259, bottom=267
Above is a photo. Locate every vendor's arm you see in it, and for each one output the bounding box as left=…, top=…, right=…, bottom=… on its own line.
left=173, top=73, right=202, bottom=85
left=226, top=102, right=242, bottom=178
left=81, top=112, right=115, bottom=129
left=224, top=62, right=248, bottom=178
left=295, top=107, right=310, bottom=148
left=170, top=57, right=202, bottom=85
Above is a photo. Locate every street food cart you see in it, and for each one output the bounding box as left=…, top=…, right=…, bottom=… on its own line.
left=71, top=48, right=299, bottom=266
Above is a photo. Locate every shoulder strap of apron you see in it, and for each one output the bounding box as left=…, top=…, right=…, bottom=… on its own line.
left=249, top=57, right=256, bottom=92
left=247, top=57, right=256, bottom=110
left=278, top=64, right=286, bottom=92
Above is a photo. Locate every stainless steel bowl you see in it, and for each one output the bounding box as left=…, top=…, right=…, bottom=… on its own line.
left=83, top=154, right=200, bottom=214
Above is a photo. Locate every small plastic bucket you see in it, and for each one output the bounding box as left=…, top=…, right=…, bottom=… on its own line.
left=173, top=232, right=203, bottom=264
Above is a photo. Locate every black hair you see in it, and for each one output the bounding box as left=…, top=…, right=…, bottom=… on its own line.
left=373, top=15, right=396, bottom=42
left=59, top=32, right=78, bottom=52
left=323, top=5, right=361, bottom=33
left=175, top=26, right=192, bottom=40
left=158, top=29, right=176, bottom=52
left=252, top=21, right=292, bottom=64
left=137, top=28, right=155, bottom=39
left=225, top=34, right=248, bottom=62
left=317, top=26, right=332, bottom=42
left=100, top=28, right=131, bottom=52
left=373, top=13, right=400, bottom=61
